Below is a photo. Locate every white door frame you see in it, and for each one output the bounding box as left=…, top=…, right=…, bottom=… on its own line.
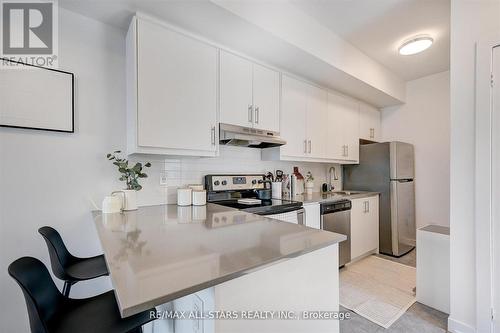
left=475, top=41, right=500, bottom=333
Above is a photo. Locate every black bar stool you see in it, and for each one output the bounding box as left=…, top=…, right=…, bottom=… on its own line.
left=8, top=257, right=154, bottom=333
left=38, top=226, right=109, bottom=297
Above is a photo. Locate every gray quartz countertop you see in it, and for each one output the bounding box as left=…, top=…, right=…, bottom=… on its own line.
left=92, top=204, right=346, bottom=318
left=292, top=191, right=380, bottom=205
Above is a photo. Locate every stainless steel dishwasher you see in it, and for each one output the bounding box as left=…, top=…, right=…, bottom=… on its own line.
left=320, top=199, right=351, bottom=267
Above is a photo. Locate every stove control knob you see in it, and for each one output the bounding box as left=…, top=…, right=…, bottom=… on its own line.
left=251, top=180, right=257, bottom=185
left=214, top=180, right=220, bottom=186
left=221, top=180, right=227, bottom=185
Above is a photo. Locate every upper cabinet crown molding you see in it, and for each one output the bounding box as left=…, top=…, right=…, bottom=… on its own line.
left=126, top=16, right=219, bottom=157
left=220, top=50, right=280, bottom=133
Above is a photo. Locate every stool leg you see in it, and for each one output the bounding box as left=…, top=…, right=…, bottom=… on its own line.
left=62, top=281, right=72, bottom=297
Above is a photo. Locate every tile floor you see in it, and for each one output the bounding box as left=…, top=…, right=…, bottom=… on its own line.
left=340, top=249, right=449, bottom=332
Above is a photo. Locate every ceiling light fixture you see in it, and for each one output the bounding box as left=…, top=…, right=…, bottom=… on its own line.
left=398, top=36, right=433, bottom=55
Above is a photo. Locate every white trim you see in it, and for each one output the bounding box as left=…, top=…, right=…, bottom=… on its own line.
left=475, top=41, right=500, bottom=333
left=448, top=317, right=477, bottom=333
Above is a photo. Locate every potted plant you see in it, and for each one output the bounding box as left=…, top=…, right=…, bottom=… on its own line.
left=305, top=171, right=315, bottom=195
left=107, top=151, right=151, bottom=211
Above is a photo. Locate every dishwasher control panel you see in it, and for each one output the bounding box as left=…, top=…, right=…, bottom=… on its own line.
left=320, top=200, right=351, bottom=214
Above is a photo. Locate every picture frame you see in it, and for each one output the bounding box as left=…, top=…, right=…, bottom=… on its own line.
left=0, top=58, right=74, bottom=133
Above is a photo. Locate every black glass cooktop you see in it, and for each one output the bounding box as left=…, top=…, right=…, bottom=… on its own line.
left=212, top=198, right=302, bottom=215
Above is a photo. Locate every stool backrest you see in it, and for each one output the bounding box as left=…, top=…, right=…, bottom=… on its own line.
left=8, top=257, right=66, bottom=333
left=38, top=226, right=75, bottom=280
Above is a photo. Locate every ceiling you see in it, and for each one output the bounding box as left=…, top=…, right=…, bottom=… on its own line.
left=291, top=0, right=450, bottom=81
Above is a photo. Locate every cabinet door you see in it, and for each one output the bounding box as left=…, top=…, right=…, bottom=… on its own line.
left=359, top=103, right=381, bottom=142
left=327, top=93, right=355, bottom=160
left=220, top=51, right=253, bottom=128
left=367, top=196, right=380, bottom=252
left=280, top=75, right=307, bottom=157
left=343, top=103, right=360, bottom=162
left=351, top=196, right=379, bottom=260
left=252, top=63, right=280, bottom=132
left=137, top=19, right=217, bottom=152
left=304, top=203, right=321, bottom=230
left=306, top=84, right=328, bottom=158
left=350, top=198, right=366, bottom=260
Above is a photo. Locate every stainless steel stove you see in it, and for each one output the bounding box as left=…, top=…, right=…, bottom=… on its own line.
left=205, top=174, right=304, bottom=223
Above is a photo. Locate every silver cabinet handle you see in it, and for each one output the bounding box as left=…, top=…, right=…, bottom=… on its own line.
left=304, top=140, right=307, bottom=153
left=255, top=106, right=259, bottom=124
left=308, top=140, right=312, bottom=153
left=211, top=125, right=216, bottom=145
left=370, top=128, right=375, bottom=139
left=367, top=201, right=370, bottom=212
left=248, top=105, right=253, bottom=123
left=346, top=145, right=349, bottom=157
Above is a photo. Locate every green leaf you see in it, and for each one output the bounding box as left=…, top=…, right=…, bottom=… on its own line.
left=132, top=163, right=142, bottom=173
left=114, top=150, right=121, bottom=153
left=138, top=173, right=148, bottom=178
left=145, top=162, right=151, bottom=167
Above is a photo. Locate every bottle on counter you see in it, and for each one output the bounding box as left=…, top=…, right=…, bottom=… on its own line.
left=291, top=167, right=305, bottom=196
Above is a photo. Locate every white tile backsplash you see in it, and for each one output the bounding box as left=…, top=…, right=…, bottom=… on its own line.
left=163, top=146, right=343, bottom=204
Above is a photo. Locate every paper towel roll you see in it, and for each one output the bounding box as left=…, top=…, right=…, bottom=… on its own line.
left=272, top=182, right=282, bottom=199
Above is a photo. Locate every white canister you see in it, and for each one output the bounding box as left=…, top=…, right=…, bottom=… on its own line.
left=272, top=182, right=282, bottom=199
left=102, top=195, right=122, bottom=213
left=192, top=190, right=207, bottom=206
left=177, top=188, right=192, bottom=206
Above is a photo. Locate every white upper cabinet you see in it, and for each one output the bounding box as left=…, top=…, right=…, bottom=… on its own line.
left=252, top=63, right=280, bottom=132
left=279, top=75, right=308, bottom=157
left=127, top=16, right=218, bottom=156
left=306, top=84, right=328, bottom=159
left=220, top=51, right=280, bottom=133
left=327, top=93, right=360, bottom=163
left=359, top=103, right=381, bottom=142
left=220, top=51, right=253, bottom=128
left=278, top=75, right=327, bottom=160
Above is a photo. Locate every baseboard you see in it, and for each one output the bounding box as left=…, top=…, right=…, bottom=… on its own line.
left=448, top=317, right=475, bottom=333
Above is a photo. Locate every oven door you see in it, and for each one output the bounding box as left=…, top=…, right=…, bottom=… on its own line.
left=262, top=208, right=304, bottom=225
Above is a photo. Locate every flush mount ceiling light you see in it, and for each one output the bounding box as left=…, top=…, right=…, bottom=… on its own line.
left=398, top=36, right=433, bottom=55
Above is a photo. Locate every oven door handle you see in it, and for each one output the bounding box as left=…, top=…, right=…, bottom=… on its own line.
left=258, top=206, right=304, bottom=216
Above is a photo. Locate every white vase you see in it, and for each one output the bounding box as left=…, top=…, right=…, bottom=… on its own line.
left=112, top=189, right=138, bottom=211
left=305, top=181, right=314, bottom=195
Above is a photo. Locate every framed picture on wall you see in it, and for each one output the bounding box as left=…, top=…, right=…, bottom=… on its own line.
left=0, top=58, right=74, bottom=133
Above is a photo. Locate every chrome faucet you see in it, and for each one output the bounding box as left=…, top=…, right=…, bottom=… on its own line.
left=328, top=166, right=339, bottom=191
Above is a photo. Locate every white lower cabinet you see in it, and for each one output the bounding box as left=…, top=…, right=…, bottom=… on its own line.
left=126, top=16, right=218, bottom=156
left=350, top=195, right=379, bottom=260
left=304, top=203, right=321, bottom=229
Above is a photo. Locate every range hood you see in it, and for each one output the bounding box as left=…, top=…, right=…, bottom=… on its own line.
left=219, top=123, right=286, bottom=148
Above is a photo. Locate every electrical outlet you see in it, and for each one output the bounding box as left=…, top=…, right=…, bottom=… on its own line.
left=159, top=172, right=168, bottom=186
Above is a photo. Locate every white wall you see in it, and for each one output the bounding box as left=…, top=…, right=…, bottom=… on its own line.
left=449, top=1, right=500, bottom=332
left=381, top=71, right=450, bottom=229
left=0, top=9, right=169, bottom=333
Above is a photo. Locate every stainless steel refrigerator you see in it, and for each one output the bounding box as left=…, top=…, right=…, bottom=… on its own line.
left=343, top=142, right=416, bottom=257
